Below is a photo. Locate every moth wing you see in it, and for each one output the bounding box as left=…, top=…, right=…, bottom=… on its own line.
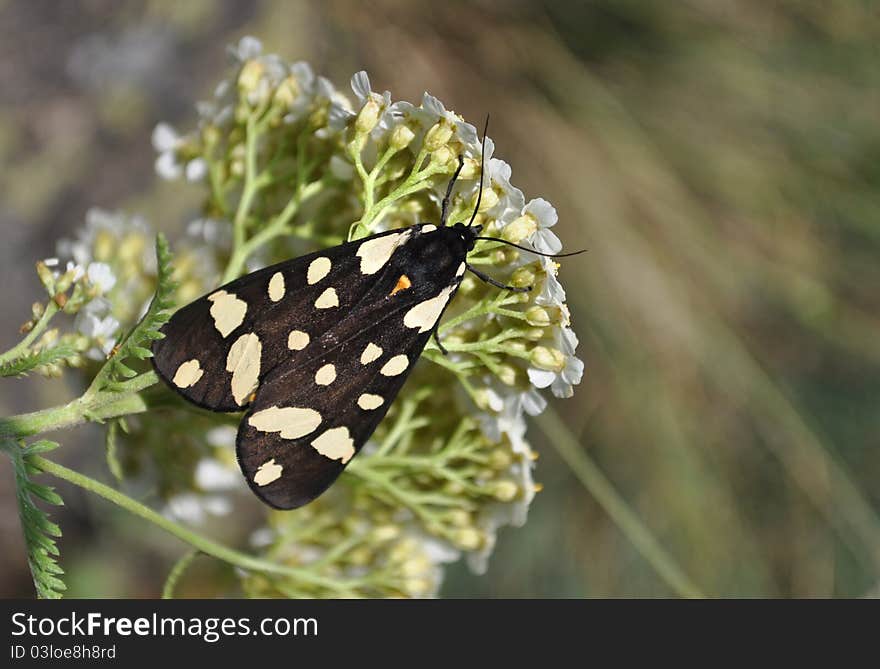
left=236, top=235, right=465, bottom=509
left=151, top=227, right=417, bottom=412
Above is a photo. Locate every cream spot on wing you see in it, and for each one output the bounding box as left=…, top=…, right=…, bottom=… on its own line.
left=403, top=286, right=455, bottom=333
left=357, top=393, right=384, bottom=410
left=421, top=224, right=437, bottom=233
left=360, top=342, right=383, bottom=365
left=380, top=354, right=409, bottom=377
left=248, top=406, right=322, bottom=439
left=314, top=287, right=339, bottom=309
left=268, top=272, right=285, bottom=302
left=207, top=290, right=247, bottom=337
left=456, top=262, right=466, bottom=277
left=226, top=332, right=262, bottom=405
left=314, top=363, right=336, bottom=386
left=307, top=257, right=332, bottom=285
left=172, top=359, right=203, bottom=388
left=287, top=329, right=310, bottom=351
left=253, top=458, right=283, bottom=486
left=355, top=230, right=410, bottom=275
left=310, top=427, right=355, bottom=463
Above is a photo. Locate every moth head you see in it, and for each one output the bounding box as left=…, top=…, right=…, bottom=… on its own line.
left=452, top=221, right=482, bottom=251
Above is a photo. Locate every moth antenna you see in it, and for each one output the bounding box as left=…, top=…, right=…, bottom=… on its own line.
left=440, top=155, right=465, bottom=226
left=467, top=115, right=490, bottom=228
left=474, top=236, right=586, bottom=258
left=466, top=262, right=531, bottom=293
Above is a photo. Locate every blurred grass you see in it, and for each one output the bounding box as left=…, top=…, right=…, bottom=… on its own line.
left=1, top=0, right=879, bottom=597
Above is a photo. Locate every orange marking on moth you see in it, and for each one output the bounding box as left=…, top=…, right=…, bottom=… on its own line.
left=390, top=274, right=412, bottom=296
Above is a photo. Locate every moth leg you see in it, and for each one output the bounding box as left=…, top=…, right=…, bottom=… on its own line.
left=465, top=263, right=532, bottom=293
left=440, top=155, right=465, bottom=226
left=432, top=325, right=449, bottom=356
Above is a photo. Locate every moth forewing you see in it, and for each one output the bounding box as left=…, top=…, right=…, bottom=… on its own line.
left=151, top=227, right=423, bottom=412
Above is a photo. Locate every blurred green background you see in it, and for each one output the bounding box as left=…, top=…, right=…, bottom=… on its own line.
left=2, top=0, right=880, bottom=597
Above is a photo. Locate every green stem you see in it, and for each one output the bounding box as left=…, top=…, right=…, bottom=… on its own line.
left=32, top=456, right=358, bottom=593
left=0, top=371, right=156, bottom=439
left=537, top=406, right=706, bottom=599
left=226, top=115, right=264, bottom=280
left=162, top=549, right=201, bottom=599
left=0, top=301, right=59, bottom=365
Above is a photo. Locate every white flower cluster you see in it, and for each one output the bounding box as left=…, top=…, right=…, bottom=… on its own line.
left=145, top=37, right=584, bottom=595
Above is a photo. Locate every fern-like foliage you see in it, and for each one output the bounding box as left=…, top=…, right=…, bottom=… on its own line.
left=3, top=439, right=66, bottom=599
left=97, top=234, right=177, bottom=390
left=0, top=344, right=77, bottom=378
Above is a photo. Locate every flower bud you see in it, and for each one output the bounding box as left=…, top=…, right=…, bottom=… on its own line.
left=401, top=556, right=430, bottom=577
left=36, top=263, right=55, bottom=294
left=404, top=578, right=433, bottom=596
left=506, top=339, right=528, bottom=354
left=459, top=157, right=479, bottom=179
left=237, top=60, right=265, bottom=95
left=477, top=187, right=499, bottom=212
left=355, top=97, right=381, bottom=135
left=502, top=215, right=537, bottom=244
left=446, top=510, right=471, bottom=527
left=489, top=450, right=513, bottom=469
left=201, top=123, right=221, bottom=149
left=530, top=346, right=566, bottom=372
left=457, top=275, right=479, bottom=296
left=492, top=481, right=519, bottom=502
left=389, top=123, right=415, bottom=151
left=371, top=525, right=400, bottom=543
left=496, top=363, right=518, bottom=386
left=452, top=528, right=482, bottom=551
left=424, top=120, right=453, bottom=151
left=525, top=306, right=551, bottom=327
left=523, top=327, right=545, bottom=341
left=307, top=105, right=328, bottom=130
left=273, top=75, right=300, bottom=109
left=430, top=145, right=455, bottom=168
left=510, top=265, right=537, bottom=289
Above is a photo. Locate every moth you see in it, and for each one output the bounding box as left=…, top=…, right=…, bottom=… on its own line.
left=152, top=127, right=577, bottom=509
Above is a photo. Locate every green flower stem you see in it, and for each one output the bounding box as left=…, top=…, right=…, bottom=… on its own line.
left=351, top=146, right=440, bottom=240
left=537, top=406, right=706, bottom=599
left=0, top=301, right=59, bottom=366
left=0, top=371, right=156, bottom=439
left=31, top=455, right=360, bottom=594
left=162, top=549, right=201, bottom=599
left=228, top=114, right=265, bottom=275
left=221, top=178, right=325, bottom=283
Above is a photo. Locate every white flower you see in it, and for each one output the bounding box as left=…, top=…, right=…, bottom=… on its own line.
left=205, top=425, right=237, bottom=448
left=481, top=138, right=526, bottom=222
left=186, top=218, right=232, bottom=250
left=535, top=256, right=567, bottom=307
left=195, top=458, right=240, bottom=491
left=185, top=157, right=207, bottom=182
left=249, top=527, right=276, bottom=548
left=74, top=297, right=120, bottom=359
left=65, top=261, right=85, bottom=282
left=228, top=35, right=263, bottom=62
left=522, top=198, right=562, bottom=255
left=165, top=491, right=233, bottom=525
left=152, top=123, right=185, bottom=180
left=527, top=327, right=584, bottom=399
left=86, top=262, right=116, bottom=294
left=350, top=71, right=395, bottom=135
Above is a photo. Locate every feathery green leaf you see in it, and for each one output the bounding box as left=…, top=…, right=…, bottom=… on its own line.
left=3, top=440, right=66, bottom=599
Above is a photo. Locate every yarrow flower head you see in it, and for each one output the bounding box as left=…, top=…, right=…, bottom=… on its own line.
left=134, top=36, right=585, bottom=597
